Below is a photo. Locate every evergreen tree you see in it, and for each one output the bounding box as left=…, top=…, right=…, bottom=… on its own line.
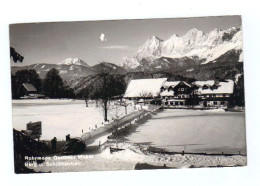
left=234, top=74, right=245, bottom=106
left=43, top=68, right=64, bottom=98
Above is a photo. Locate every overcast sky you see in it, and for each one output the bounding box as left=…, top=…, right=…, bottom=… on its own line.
left=9, top=15, right=241, bottom=67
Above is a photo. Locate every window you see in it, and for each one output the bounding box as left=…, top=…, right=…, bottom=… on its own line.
left=175, top=102, right=179, bottom=105
left=180, top=102, right=184, bottom=105
left=214, top=101, right=218, bottom=105
left=220, top=101, right=225, bottom=105
left=181, top=88, right=184, bottom=91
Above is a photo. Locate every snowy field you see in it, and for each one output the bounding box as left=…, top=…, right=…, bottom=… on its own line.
left=126, top=109, right=246, bottom=155
left=31, top=142, right=246, bottom=172
left=12, top=99, right=135, bottom=140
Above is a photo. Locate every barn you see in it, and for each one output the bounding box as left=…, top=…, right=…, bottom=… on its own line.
left=124, top=78, right=167, bottom=104
left=19, top=83, right=45, bottom=99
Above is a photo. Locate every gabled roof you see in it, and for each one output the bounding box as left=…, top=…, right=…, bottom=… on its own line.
left=124, top=78, right=167, bottom=98
left=194, top=80, right=215, bottom=87
left=163, top=81, right=180, bottom=88
left=22, top=83, right=37, bottom=92
left=196, top=80, right=234, bottom=94
left=163, top=81, right=191, bottom=88
left=160, top=90, right=174, bottom=97
left=180, top=81, right=191, bottom=87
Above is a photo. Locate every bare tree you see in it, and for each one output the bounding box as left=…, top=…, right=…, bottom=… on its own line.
left=92, top=62, right=126, bottom=121
left=121, top=101, right=130, bottom=115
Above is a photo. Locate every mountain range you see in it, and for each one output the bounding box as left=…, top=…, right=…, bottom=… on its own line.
left=121, top=27, right=243, bottom=71
left=11, top=27, right=243, bottom=89
left=11, top=58, right=126, bottom=81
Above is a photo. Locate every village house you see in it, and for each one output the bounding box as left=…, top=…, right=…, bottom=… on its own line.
left=161, top=79, right=234, bottom=108
left=19, top=83, right=45, bottom=99
left=124, top=78, right=235, bottom=108
left=123, top=78, right=167, bottom=105
left=193, top=80, right=234, bottom=107
left=160, top=81, right=195, bottom=106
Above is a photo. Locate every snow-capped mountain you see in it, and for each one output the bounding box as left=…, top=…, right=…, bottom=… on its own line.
left=11, top=59, right=126, bottom=81
left=58, top=58, right=89, bottom=67
left=121, top=27, right=243, bottom=70
left=12, top=58, right=94, bottom=80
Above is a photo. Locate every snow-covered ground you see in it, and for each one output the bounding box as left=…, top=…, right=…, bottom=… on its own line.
left=126, top=109, right=246, bottom=155
left=31, top=142, right=246, bottom=172
left=12, top=99, right=135, bottom=140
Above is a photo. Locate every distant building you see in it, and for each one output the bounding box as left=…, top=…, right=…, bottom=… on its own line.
left=194, top=80, right=234, bottom=107
left=19, top=83, right=45, bottom=99
left=160, top=81, right=193, bottom=106
left=161, top=80, right=234, bottom=108
left=124, top=78, right=235, bottom=108
left=21, top=83, right=37, bottom=94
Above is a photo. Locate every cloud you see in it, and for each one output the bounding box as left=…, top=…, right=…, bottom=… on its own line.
left=100, top=45, right=129, bottom=50
left=100, top=33, right=107, bottom=42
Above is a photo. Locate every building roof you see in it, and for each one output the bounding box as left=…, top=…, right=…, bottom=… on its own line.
left=163, top=81, right=180, bottom=88
left=163, top=81, right=191, bottom=88
left=22, top=83, right=37, bottom=92
left=193, top=80, right=215, bottom=87
left=196, top=80, right=234, bottom=94
left=181, top=81, right=192, bottom=87
left=124, top=78, right=167, bottom=98
left=160, top=90, right=174, bottom=97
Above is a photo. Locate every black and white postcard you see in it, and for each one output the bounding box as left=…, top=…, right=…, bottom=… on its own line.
left=10, top=15, right=246, bottom=173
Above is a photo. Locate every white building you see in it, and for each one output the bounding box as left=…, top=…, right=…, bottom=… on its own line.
left=124, top=78, right=167, bottom=104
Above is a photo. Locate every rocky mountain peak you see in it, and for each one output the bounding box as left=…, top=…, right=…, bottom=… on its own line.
left=58, top=58, right=89, bottom=67
left=121, top=27, right=243, bottom=70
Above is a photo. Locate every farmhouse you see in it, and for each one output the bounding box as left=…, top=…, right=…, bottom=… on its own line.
left=124, top=78, right=167, bottom=104
left=160, top=81, right=193, bottom=106
left=124, top=78, right=235, bottom=108
left=20, top=83, right=37, bottom=94
left=194, top=80, right=234, bottom=107
left=19, top=83, right=45, bottom=99
left=161, top=80, right=234, bottom=108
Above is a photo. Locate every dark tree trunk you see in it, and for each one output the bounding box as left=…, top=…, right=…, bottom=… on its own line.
left=104, top=100, right=108, bottom=121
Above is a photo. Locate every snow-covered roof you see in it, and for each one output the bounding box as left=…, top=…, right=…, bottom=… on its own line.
left=160, top=90, right=174, bottom=97
left=163, top=81, right=180, bottom=88
left=163, top=81, right=191, bottom=88
left=196, top=80, right=234, bottom=94
left=22, top=83, right=37, bottom=92
left=124, top=78, right=167, bottom=98
left=182, top=81, right=192, bottom=87
left=194, top=80, right=215, bottom=87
